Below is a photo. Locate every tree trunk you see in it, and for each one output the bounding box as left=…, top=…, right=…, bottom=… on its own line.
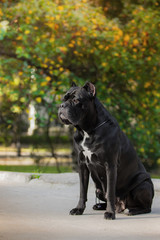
left=46, top=117, right=61, bottom=173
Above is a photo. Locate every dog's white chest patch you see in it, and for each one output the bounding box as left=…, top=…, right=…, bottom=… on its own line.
left=81, top=131, right=93, bottom=162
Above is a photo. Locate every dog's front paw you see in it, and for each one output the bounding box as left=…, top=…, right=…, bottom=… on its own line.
left=104, top=211, right=115, bottom=220
left=70, top=208, right=85, bottom=215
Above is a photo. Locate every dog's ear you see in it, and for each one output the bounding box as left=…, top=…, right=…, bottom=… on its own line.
left=83, top=82, right=96, bottom=98
left=71, top=82, right=77, bottom=87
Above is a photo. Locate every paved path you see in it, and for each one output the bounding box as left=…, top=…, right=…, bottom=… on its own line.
left=0, top=172, right=160, bottom=240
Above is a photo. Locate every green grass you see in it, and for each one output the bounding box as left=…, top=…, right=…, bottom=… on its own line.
left=150, top=174, right=160, bottom=179
left=0, top=165, right=72, bottom=173
left=0, top=145, right=71, bottom=154
left=0, top=165, right=159, bottom=179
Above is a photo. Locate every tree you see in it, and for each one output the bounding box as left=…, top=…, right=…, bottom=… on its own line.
left=0, top=0, right=160, bottom=169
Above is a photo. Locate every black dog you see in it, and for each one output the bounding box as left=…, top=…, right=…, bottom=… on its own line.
left=58, top=82, right=154, bottom=220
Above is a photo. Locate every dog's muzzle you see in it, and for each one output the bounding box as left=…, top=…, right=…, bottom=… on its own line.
left=58, top=107, right=71, bottom=125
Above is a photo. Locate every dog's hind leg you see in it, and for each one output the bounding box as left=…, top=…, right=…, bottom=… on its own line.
left=125, top=179, right=154, bottom=216
left=91, top=173, right=107, bottom=210
left=115, top=198, right=126, bottom=213
left=93, top=188, right=107, bottom=210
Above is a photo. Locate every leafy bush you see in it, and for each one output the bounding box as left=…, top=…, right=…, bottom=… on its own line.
left=20, top=134, right=70, bottom=145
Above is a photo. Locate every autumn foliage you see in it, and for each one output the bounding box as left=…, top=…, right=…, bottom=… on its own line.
left=0, top=0, right=160, bottom=169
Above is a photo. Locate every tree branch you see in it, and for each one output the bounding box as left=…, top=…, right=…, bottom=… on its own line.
left=0, top=48, right=53, bottom=76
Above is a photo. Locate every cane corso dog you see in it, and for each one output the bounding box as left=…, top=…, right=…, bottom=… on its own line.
left=58, top=82, right=154, bottom=220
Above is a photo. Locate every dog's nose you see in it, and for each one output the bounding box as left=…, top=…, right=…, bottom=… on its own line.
left=60, top=103, right=65, bottom=108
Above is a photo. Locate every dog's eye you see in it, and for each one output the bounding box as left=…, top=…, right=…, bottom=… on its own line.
left=63, top=94, right=69, bottom=102
left=73, top=99, right=79, bottom=104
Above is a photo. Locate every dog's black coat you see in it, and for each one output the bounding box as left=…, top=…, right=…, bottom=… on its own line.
left=58, top=82, right=154, bottom=220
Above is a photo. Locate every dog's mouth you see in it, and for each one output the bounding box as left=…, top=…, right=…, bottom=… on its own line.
left=59, top=113, right=71, bottom=125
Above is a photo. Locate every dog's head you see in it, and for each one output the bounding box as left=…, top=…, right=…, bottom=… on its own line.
left=58, top=82, right=96, bottom=126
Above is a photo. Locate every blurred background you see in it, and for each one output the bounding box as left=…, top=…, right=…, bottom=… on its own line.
left=0, top=0, right=160, bottom=177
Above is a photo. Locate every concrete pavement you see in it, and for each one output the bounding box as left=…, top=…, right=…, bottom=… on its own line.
left=0, top=172, right=160, bottom=240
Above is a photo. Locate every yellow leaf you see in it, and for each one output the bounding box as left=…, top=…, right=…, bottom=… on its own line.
left=82, top=26, right=87, bottom=32
left=68, top=43, right=74, bottom=48
left=16, top=35, right=22, bottom=40
left=59, top=46, right=67, bottom=52
left=36, top=97, right=42, bottom=103
left=56, top=15, right=60, bottom=20
left=92, top=33, right=97, bottom=37
left=20, top=97, right=25, bottom=102
left=26, top=109, right=29, bottom=114
left=13, top=76, right=20, bottom=85
left=140, top=148, right=145, bottom=153
left=101, top=62, right=107, bottom=67
left=133, top=48, right=137, bottom=52
left=25, top=30, right=30, bottom=35
left=31, top=84, right=37, bottom=92
left=57, top=81, right=62, bottom=85
left=75, top=31, right=81, bottom=36
left=118, top=29, right=123, bottom=37
left=49, top=16, right=54, bottom=21
left=91, top=18, right=96, bottom=24
left=144, top=82, right=151, bottom=88
left=0, top=9, right=3, bottom=17
left=25, top=17, right=30, bottom=24
left=133, top=39, right=139, bottom=46
left=124, top=34, right=130, bottom=42
left=105, top=46, right=109, bottom=51
left=46, top=76, right=51, bottom=81
left=58, top=6, right=64, bottom=11
left=50, top=90, right=56, bottom=95
left=99, top=45, right=104, bottom=49
left=41, top=82, right=48, bottom=87
left=42, top=64, right=48, bottom=68
left=10, top=93, right=19, bottom=101
left=114, top=35, right=121, bottom=41
left=58, top=57, right=63, bottom=63
left=157, top=158, right=160, bottom=165
left=44, top=58, right=49, bottom=63
left=77, top=41, right=81, bottom=46
left=12, top=106, right=21, bottom=113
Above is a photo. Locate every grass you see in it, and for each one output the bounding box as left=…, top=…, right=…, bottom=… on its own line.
left=0, top=164, right=160, bottom=178
left=150, top=174, right=160, bottom=179
left=0, top=165, right=72, bottom=173
left=0, top=145, right=71, bottom=154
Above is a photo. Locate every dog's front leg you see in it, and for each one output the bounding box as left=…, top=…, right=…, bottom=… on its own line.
left=70, top=163, right=90, bottom=215
left=104, top=164, right=117, bottom=220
